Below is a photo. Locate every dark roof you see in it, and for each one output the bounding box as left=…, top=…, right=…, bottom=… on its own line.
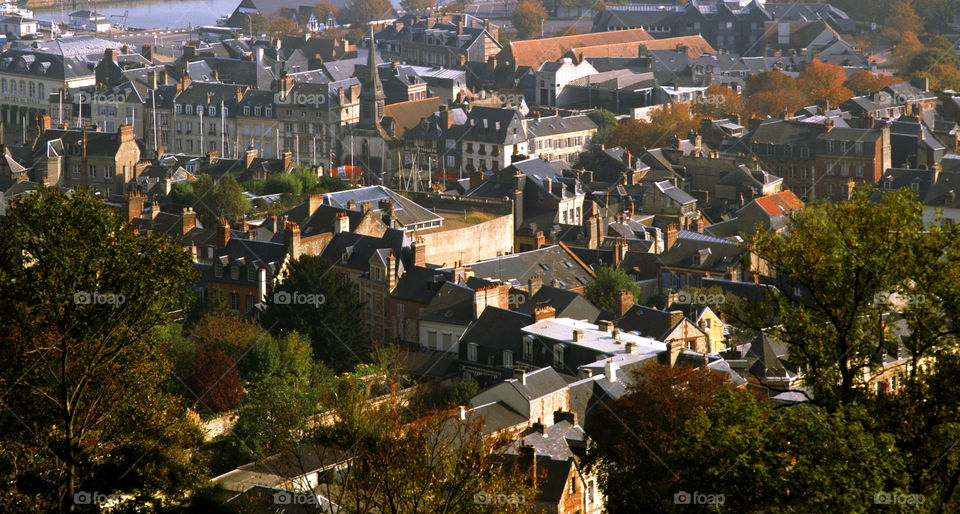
left=445, top=245, right=594, bottom=291
left=517, top=286, right=602, bottom=323
left=420, top=281, right=476, bottom=326
left=460, top=307, right=532, bottom=350
left=391, top=265, right=443, bottom=303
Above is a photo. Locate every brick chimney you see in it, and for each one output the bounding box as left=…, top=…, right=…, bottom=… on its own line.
left=123, top=191, right=144, bottom=221
left=528, top=274, right=542, bottom=295
left=668, top=339, right=683, bottom=367
left=469, top=170, right=483, bottom=189
left=181, top=207, right=196, bottom=235
left=439, top=104, right=453, bottom=129
left=119, top=124, right=134, bottom=142
left=245, top=146, right=258, bottom=169
left=613, top=238, right=627, bottom=267
left=534, top=230, right=545, bottom=249
left=668, top=310, right=684, bottom=328
left=412, top=236, right=426, bottom=267
left=533, top=305, right=556, bottom=321
left=141, top=44, right=154, bottom=62
left=35, top=113, right=50, bottom=134
left=616, top=289, right=633, bottom=317
left=216, top=217, right=230, bottom=249
left=379, top=199, right=395, bottom=226
left=665, top=224, right=678, bottom=250
left=334, top=211, right=349, bottom=234
left=695, top=216, right=706, bottom=233
left=285, top=221, right=301, bottom=260
left=307, top=193, right=323, bottom=216
left=518, top=444, right=537, bottom=485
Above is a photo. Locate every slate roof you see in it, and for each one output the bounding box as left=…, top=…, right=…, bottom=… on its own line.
left=443, top=245, right=594, bottom=291
left=464, top=401, right=528, bottom=435
left=391, top=265, right=443, bottom=303
left=0, top=36, right=122, bottom=80
left=319, top=229, right=408, bottom=272
left=322, top=186, right=442, bottom=230
left=517, top=285, right=602, bottom=323
left=420, top=281, right=476, bottom=326
left=460, top=307, right=532, bottom=351
left=526, top=114, right=598, bottom=139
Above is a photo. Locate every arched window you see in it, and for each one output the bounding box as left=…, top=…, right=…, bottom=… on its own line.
left=37, top=83, right=44, bottom=99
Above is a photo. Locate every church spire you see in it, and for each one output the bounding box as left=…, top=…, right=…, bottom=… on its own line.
left=359, top=26, right=385, bottom=130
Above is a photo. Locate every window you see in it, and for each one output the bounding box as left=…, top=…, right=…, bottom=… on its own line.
left=801, top=167, right=810, bottom=179
left=246, top=294, right=254, bottom=310
left=28, top=82, right=34, bottom=97
left=88, top=165, right=95, bottom=178
left=442, top=332, right=452, bottom=351
left=553, top=344, right=564, bottom=367
left=828, top=183, right=835, bottom=196
left=209, top=105, right=216, bottom=116
left=427, top=330, right=437, bottom=349
left=588, top=480, right=595, bottom=503
left=265, top=106, right=272, bottom=116
left=175, top=104, right=182, bottom=114
left=840, top=164, right=849, bottom=177
left=230, top=292, right=240, bottom=311
left=243, top=105, right=250, bottom=115
left=856, top=165, right=864, bottom=178
left=104, top=166, right=113, bottom=178
left=72, top=164, right=79, bottom=176
left=569, top=477, right=576, bottom=494
left=503, top=350, right=513, bottom=368
left=1, top=79, right=5, bottom=93
left=185, top=104, right=192, bottom=115
left=825, top=164, right=834, bottom=176
left=467, top=343, right=478, bottom=362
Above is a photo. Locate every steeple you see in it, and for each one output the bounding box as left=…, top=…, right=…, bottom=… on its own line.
left=359, top=26, right=385, bottom=130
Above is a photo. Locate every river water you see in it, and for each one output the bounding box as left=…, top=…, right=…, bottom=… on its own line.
left=31, top=0, right=241, bottom=29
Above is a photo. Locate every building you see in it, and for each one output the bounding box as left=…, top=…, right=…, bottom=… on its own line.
left=32, top=120, right=141, bottom=197
left=526, top=114, right=598, bottom=164
left=0, top=16, right=38, bottom=39
left=68, top=10, right=111, bottom=33
left=374, top=13, right=500, bottom=68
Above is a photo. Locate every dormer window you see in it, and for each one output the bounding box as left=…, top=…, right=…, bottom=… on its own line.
left=247, top=265, right=256, bottom=282
left=254, top=105, right=262, bottom=116
left=214, top=261, right=223, bottom=278
left=243, top=105, right=250, bottom=116
left=265, top=106, right=272, bottom=116
left=175, top=104, right=182, bottom=114
left=230, top=264, right=239, bottom=280
left=185, top=104, right=192, bottom=115
left=209, top=105, right=216, bottom=116
left=196, top=105, right=202, bottom=115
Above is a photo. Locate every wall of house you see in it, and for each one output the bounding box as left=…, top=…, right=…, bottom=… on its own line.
left=418, top=320, right=468, bottom=352
left=529, top=389, right=569, bottom=426
left=420, top=213, right=514, bottom=264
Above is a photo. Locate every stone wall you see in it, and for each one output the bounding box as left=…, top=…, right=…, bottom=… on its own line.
left=421, top=213, right=514, bottom=265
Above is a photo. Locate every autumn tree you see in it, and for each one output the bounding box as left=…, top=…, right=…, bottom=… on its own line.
left=512, top=0, right=547, bottom=40
left=691, top=83, right=743, bottom=119
left=843, top=70, right=898, bottom=95
left=797, top=59, right=853, bottom=108
left=744, top=71, right=808, bottom=117
left=400, top=0, right=433, bottom=13
left=339, top=0, right=394, bottom=25
left=0, top=187, right=204, bottom=511
left=189, top=349, right=245, bottom=412
left=266, top=15, right=298, bottom=35
left=900, top=46, right=960, bottom=91
left=892, top=30, right=924, bottom=63
left=884, top=0, right=924, bottom=35
left=610, top=102, right=699, bottom=154
left=314, top=0, right=337, bottom=21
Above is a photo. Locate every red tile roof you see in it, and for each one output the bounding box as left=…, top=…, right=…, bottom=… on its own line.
left=569, top=35, right=716, bottom=60
left=501, top=28, right=653, bottom=70
left=755, top=190, right=804, bottom=216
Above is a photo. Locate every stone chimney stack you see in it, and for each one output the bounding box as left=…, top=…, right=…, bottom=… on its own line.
left=665, top=224, right=678, bottom=250
left=616, top=289, right=633, bottom=317
left=284, top=221, right=301, bottom=260
left=216, top=217, right=230, bottom=249
left=334, top=211, right=349, bottom=234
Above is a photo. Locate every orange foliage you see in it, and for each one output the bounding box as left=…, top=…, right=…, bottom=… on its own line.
left=797, top=60, right=853, bottom=108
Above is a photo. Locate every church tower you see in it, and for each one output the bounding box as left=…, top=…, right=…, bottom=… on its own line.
left=359, top=26, right=385, bottom=130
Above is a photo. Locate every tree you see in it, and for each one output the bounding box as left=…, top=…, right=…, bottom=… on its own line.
left=892, top=30, right=924, bottom=63
left=610, top=102, right=698, bottom=154
left=186, top=173, right=250, bottom=227
left=843, top=70, right=898, bottom=95
left=241, top=331, right=315, bottom=383
left=692, top=84, right=743, bottom=118
left=189, top=349, right=245, bottom=412
left=339, top=0, right=394, bottom=25
left=261, top=255, right=369, bottom=371
left=587, top=108, right=618, bottom=147
left=230, top=375, right=317, bottom=461
left=314, top=1, right=337, bottom=21
left=0, top=187, right=204, bottom=511
left=586, top=364, right=906, bottom=512
left=797, top=59, right=853, bottom=108
left=739, top=189, right=960, bottom=409
left=400, top=0, right=433, bottom=13
left=584, top=265, right=643, bottom=311
left=444, top=377, right=479, bottom=406
left=512, top=0, right=547, bottom=40
left=266, top=15, right=298, bottom=35
left=744, top=70, right=808, bottom=117
left=884, top=0, right=923, bottom=34
left=188, top=311, right=259, bottom=362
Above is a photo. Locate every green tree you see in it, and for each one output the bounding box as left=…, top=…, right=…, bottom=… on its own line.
left=512, top=0, right=547, bottom=40
left=584, top=265, right=643, bottom=311
left=740, top=189, right=960, bottom=409
left=444, top=378, right=479, bottom=406
left=400, top=0, right=433, bottom=12
left=587, top=108, right=618, bottom=147
left=230, top=375, right=317, bottom=461
left=241, top=331, right=315, bottom=383
left=261, top=255, right=369, bottom=371
left=0, top=187, right=204, bottom=511
left=186, top=173, right=250, bottom=227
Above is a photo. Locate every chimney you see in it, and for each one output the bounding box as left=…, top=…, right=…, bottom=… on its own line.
left=119, top=124, right=134, bottom=142
left=36, top=113, right=50, bottom=134
left=412, top=237, right=426, bottom=267
left=534, top=230, right=545, bottom=249
left=285, top=221, right=301, bottom=260
left=183, top=44, right=196, bottom=60
left=518, top=444, right=537, bottom=484
left=513, top=188, right=524, bottom=231
left=665, top=224, right=678, bottom=250
left=361, top=201, right=373, bottom=215
left=533, top=305, right=556, bottom=321
left=216, top=217, right=230, bottom=249
left=668, top=339, right=683, bottom=367
left=668, top=310, right=684, bottom=328
left=572, top=329, right=583, bottom=342
left=613, top=238, right=627, bottom=267
left=181, top=207, right=196, bottom=235
left=123, top=191, right=144, bottom=221
left=439, top=105, right=453, bottom=129
left=379, top=199, right=395, bottom=226
left=473, top=285, right=493, bottom=319
left=459, top=405, right=467, bottom=420
left=604, top=359, right=619, bottom=383
left=554, top=410, right=577, bottom=425
left=616, top=289, right=633, bottom=317
left=513, top=367, right=527, bottom=385
left=528, top=274, right=542, bottom=295
left=695, top=216, right=706, bottom=233
left=347, top=199, right=357, bottom=211
left=148, top=70, right=156, bottom=89
left=282, top=150, right=292, bottom=171
left=141, top=44, right=154, bottom=62
left=469, top=170, right=483, bottom=189
left=334, top=211, right=349, bottom=234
